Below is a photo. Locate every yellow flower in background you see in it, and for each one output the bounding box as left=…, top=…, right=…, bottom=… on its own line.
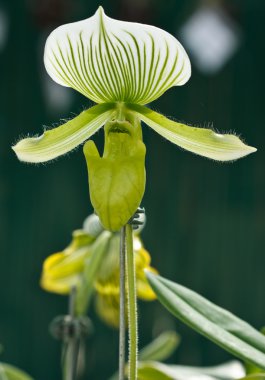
left=94, top=234, right=157, bottom=328
left=41, top=217, right=156, bottom=327
left=41, top=229, right=94, bottom=294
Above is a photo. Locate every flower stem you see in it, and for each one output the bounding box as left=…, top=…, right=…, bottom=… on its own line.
left=125, top=224, right=138, bottom=380
left=63, top=287, right=79, bottom=380
left=119, top=226, right=126, bottom=380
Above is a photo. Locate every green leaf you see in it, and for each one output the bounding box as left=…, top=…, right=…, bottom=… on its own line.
left=146, top=272, right=265, bottom=370
left=127, top=104, right=257, bottom=161
left=139, top=331, right=180, bottom=362
left=0, top=363, right=34, bottom=380
left=245, top=361, right=265, bottom=375
left=12, top=103, right=115, bottom=163
left=84, top=118, right=146, bottom=231
left=245, top=328, right=265, bottom=375
left=239, top=376, right=265, bottom=380
left=138, top=363, right=172, bottom=380
left=44, top=7, right=191, bottom=105
left=138, top=360, right=245, bottom=380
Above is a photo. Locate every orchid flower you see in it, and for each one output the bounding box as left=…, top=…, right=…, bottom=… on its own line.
left=41, top=216, right=156, bottom=327
left=13, top=7, right=256, bottom=231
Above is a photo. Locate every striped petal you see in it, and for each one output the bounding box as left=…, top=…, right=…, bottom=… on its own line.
left=44, top=7, right=191, bottom=105
left=128, top=104, right=257, bottom=161
left=12, top=103, right=115, bottom=163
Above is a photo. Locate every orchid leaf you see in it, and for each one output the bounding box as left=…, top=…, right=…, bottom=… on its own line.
left=44, top=7, right=191, bottom=105
left=138, top=363, right=172, bottom=380
left=239, top=375, right=265, bottom=380
left=147, top=272, right=265, bottom=370
left=138, top=360, right=245, bottom=380
left=128, top=104, right=256, bottom=161
left=139, top=331, right=180, bottom=362
left=0, top=363, right=34, bottom=380
left=84, top=118, right=146, bottom=231
left=12, top=103, right=115, bottom=163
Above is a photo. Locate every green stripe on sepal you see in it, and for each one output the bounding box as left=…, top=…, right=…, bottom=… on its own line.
left=128, top=104, right=257, bottom=161
left=84, top=118, right=146, bottom=231
left=12, top=103, right=115, bottom=163
left=146, top=272, right=265, bottom=370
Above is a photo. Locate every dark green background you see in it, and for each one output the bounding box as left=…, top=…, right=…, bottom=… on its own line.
left=0, top=0, right=264, bottom=379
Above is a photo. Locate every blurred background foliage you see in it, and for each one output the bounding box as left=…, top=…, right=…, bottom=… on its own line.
left=0, top=0, right=264, bottom=379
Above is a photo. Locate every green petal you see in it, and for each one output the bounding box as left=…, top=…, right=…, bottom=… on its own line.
left=128, top=104, right=257, bottom=161
left=44, top=7, right=191, bottom=105
left=12, top=103, right=115, bottom=163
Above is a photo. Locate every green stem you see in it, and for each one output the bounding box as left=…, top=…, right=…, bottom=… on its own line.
left=63, top=287, right=78, bottom=380
left=125, top=224, right=138, bottom=380
left=119, top=226, right=126, bottom=380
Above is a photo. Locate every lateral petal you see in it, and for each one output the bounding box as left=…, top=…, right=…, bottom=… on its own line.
left=12, top=103, right=115, bottom=163
left=128, top=104, right=257, bottom=161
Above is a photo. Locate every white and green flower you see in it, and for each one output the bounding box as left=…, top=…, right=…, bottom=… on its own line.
left=12, top=6, right=256, bottom=163
left=12, top=7, right=256, bottom=231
